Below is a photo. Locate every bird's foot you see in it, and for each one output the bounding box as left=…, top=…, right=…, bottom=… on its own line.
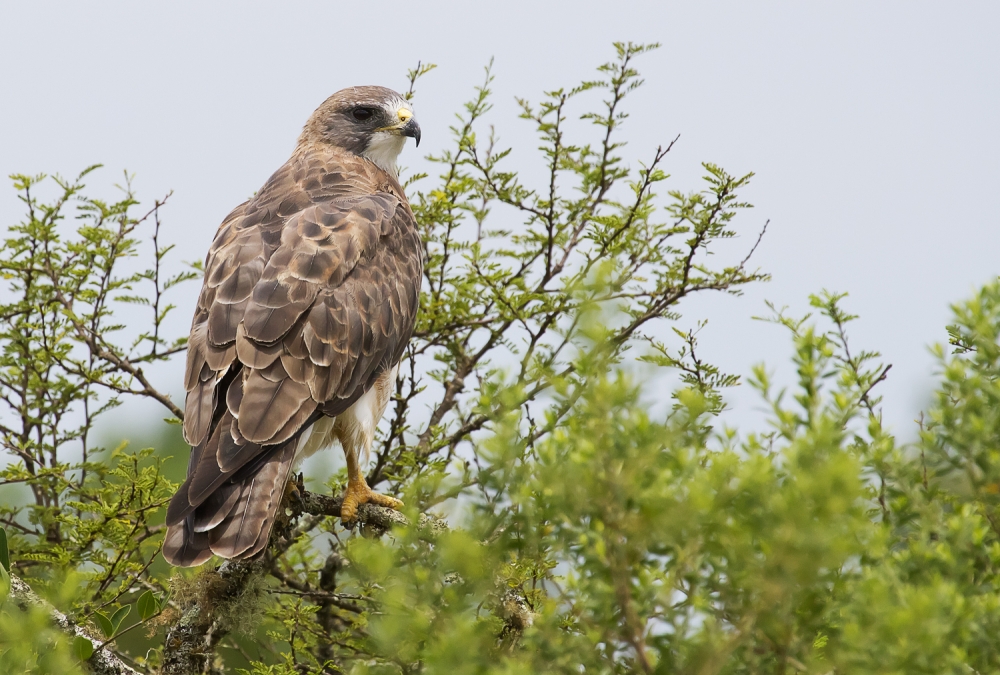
left=286, top=473, right=305, bottom=502
left=340, top=477, right=403, bottom=524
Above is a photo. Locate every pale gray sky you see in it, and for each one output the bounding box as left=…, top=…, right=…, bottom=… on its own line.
left=2, top=1, right=998, bottom=439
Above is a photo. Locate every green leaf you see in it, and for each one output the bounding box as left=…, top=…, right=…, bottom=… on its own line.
left=0, top=527, right=8, bottom=573
left=0, top=560, right=9, bottom=604
left=110, top=604, right=130, bottom=633
left=136, top=590, right=158, bottom=620
left=93, top=611, right=114, bottom=638
left=73, top=636, right=94, bottom=662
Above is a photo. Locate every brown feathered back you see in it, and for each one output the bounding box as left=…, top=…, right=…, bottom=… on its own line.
left=164, top=126, right=422, bottom=566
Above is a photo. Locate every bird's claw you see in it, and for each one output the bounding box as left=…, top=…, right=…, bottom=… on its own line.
left=340, top=477, right=403, bottom=524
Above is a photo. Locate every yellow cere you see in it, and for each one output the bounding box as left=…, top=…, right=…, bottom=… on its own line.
left=397, top=108, right=413, bottom=123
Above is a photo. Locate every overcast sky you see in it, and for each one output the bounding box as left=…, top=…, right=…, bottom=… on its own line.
left=1, top=1, right=998, bottom=441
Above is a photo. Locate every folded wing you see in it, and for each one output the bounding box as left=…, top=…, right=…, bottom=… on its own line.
left=165, top=159, right=422, bottom=566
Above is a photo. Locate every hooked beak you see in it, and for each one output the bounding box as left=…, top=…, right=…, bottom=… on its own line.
left=394, top=107, right=421, bottom=147
left=400, top=117, right=421, bottom=147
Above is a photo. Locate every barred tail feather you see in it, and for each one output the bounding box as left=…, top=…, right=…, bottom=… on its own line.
left=163, top=407, right=298, bottom=567
left=208, top=440, right=295, bottom=559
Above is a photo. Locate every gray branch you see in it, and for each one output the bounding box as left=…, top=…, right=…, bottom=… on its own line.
left=295, top=487, right=411, bottom=534
left=161, top=557, right=265, bottom=675
left=9, top=573, right=142, bottom=675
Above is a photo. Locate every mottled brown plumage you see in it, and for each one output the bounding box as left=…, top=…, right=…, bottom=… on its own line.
left=164, top=87, right=422, bottom=567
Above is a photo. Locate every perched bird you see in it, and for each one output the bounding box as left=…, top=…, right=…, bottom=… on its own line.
left=163, top=86, right=423, bottom=567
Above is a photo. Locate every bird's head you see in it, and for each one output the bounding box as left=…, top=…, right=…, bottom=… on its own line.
left=300, top=86, right=421, bottom=177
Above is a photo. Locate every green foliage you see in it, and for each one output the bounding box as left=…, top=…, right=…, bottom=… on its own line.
left=4, top=40, right=1000, bottom=675
left=0, top=534, right=8, bottom=603
left=0, top=572, right=88, bottom=674
left=93, top=604, right=130, bottom=639
left=136, top=589, right=158, bottom=621
left=0, top=526, right=8, bottom=572
left=341, top=295, right=872, bottom=674
left=332, top=284, right=1000, bottom=674
left=73, top=635, right=95, bottom=663
left=0, top=602, right=84, bottom=674
left=0, top=168, right=186, bottom=670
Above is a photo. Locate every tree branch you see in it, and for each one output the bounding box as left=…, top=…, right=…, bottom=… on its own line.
left=8, top=573, right=142, bottom=675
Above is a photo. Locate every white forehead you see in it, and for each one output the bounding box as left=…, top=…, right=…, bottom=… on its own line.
left=387, top=97, right=412, bottom=113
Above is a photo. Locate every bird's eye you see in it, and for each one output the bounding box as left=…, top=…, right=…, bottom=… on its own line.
left=352, top=107, right=375, bottom=121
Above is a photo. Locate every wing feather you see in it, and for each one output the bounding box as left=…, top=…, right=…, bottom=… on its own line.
left=237, top=362, right=317, bottom=444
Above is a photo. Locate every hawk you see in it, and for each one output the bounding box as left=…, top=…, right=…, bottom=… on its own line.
left=163, top=86, right=423, bottom=567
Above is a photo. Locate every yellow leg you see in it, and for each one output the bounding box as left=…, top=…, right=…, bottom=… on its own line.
left=340, top=448, right=403, bottom=524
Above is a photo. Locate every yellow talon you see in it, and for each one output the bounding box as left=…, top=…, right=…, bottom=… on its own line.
left=340, top=476, right=403, bottom=524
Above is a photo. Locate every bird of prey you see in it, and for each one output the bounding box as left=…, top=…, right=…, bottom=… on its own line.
left=163, top=86, right=423, bottom=567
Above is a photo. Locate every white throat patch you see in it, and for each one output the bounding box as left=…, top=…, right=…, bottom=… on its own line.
left=361, top=131, right=406, bottom=177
